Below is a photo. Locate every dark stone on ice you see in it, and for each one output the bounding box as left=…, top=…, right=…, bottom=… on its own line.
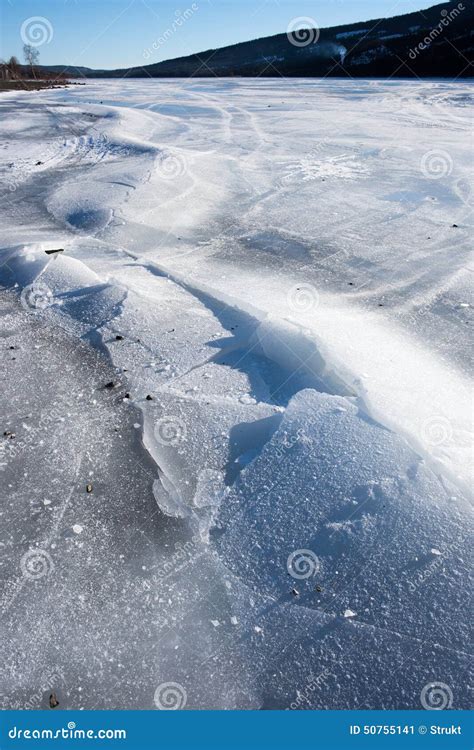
left=49, top=692, right=59, bottom=709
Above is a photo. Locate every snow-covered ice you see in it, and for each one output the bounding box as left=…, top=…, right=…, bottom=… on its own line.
left=0, top=78, right=472, bottom=710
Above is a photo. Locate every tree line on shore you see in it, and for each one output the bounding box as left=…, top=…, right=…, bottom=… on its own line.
left=0, top=47, right=69, bottom=87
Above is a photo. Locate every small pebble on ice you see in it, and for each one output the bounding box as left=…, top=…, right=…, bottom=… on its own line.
left=211, top=620, right=220, bottom=627
left=344, top=609, right=357, bottom=618
left=230, top=616, right=238, bottom=625
left=133, top=423, right=140, bottom=429
left=49, top=693, right=59, bottom=709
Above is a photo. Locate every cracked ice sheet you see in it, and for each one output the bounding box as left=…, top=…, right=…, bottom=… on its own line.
left=5, top=248, right=285, bottom=523
left=2, top=82, right=472, bottom=496
left=195, top=595, right=472, bottom=710
left=0, top=290, right=265, bottom=710
left=0, top=290, right=164, bottom=709
left=1, top=80, right=472, bottom=710
left=215, top=390, right=472, bottom=670
left=2, top=277, right=469, bottom=709
left=66, top=79, right=471, bottom=496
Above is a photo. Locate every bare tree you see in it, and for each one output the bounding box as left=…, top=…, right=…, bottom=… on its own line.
left=8, top=56, right=21, bottom=80
left=23, top=44, right=39, bottom=79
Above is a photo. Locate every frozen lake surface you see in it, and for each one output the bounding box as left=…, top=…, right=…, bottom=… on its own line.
left=0, top=79, right=472, bottom=710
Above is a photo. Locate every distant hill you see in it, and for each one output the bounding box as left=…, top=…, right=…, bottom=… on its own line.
left=40, top=65, right=93, bottom=76
left=43, top=1, right=474, bottom=79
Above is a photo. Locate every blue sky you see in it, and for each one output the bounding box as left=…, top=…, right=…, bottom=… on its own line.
left=1, top=0, right=439, bottom=69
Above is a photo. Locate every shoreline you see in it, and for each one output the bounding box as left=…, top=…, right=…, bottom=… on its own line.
left=0, top=80, right=82, bottom=93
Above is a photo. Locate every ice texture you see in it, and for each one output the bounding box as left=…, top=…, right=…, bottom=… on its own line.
left=0, top=79, right=471, bottom=710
